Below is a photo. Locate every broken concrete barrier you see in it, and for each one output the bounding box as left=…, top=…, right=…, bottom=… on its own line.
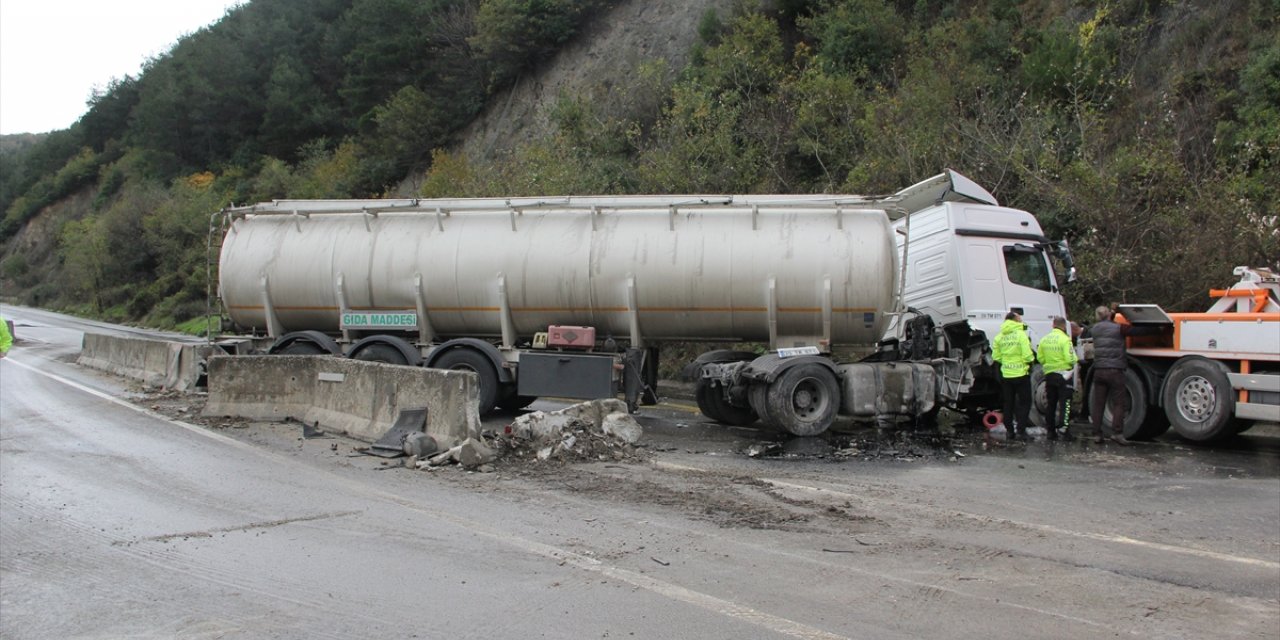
left=601, top=412, right=642, bottom=444
left=78, top=333, right=214, bottom=391
left=457, top=437, right=497, bottom=469
left=510, top=398, right=632, bottom=441
left=202, top=355, right=480, bottom=449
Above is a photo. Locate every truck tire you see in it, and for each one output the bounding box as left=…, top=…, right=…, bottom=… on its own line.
left=352, top=343, right=407, bottom=364
left=747, top=383, right=777, bottom=430
left=1029, top=366, right=1047, bottom=428
left=269, top=330, right=341, bottom=356
left=1162, top=357, right=1238, bottom=443
left=762, top=363, right=840, bottom=437
left=1096, top=368, right=1151, bottom=440
left=278, top=341, right=326, bottom=355
left=349, top=336, right=422, bottom=366
left=498, top=391, right=538, bottom=411
left=433, top=348, right=499, bottom=415
left=695, top=379, right=757, bottom=426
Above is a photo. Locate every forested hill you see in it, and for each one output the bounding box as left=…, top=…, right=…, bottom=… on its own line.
left=0, top=0, right=1276, bottom=332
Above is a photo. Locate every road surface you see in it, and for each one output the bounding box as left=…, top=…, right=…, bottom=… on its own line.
left=2, top=305, right=1277, bottom=638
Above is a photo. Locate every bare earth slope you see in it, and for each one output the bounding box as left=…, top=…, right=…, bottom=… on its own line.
left=460, top=0, right=739, bottom=161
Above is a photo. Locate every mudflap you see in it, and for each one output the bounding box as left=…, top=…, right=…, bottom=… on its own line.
left=623, top=348, right=660, bottom=412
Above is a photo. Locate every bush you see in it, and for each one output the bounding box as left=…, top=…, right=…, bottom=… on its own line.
left=470, top=0, right=609, bottom=89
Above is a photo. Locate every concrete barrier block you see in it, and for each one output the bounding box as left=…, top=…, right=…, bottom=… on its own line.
left=79, top=333, right=202, bottom=389
left=203, top=355, right=480, bottom=449
left=202, top=355, right=318, bottom=421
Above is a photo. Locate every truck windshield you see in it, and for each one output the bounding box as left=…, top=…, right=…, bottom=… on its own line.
left=1003, top=245, right=1054, bottom=292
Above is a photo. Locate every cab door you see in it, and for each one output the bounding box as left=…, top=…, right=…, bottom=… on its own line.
left=996, top=241, right=1065, bottom=343
left=956, top=238, right=1065, bottom=343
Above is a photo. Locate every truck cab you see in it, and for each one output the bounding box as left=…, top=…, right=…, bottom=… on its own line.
left=890, top=172, right=1072, bottom=345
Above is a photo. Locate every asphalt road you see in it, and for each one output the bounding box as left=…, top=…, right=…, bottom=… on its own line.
left=2, top=306, right=1277, bottom=639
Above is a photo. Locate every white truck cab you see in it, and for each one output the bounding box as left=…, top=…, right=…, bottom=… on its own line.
left=891, top=171, right=1073, bottom=344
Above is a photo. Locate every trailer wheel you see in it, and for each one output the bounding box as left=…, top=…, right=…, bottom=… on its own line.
left=1162, top=357, right=1237, bottom=443
left=277, top=341, right=326, bottom=355
left=349, top=336, right=422, bottom=366
left=695, top=379, right=757, bottom=426
left=763, top=363, right=839, bottom=436
left=433, top=348, right=499, bottom=415
left=269, top=330, right=341, bottom=356
left=498, top=391, right=538, bottom=411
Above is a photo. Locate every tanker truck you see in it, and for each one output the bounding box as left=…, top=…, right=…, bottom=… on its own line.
left=212, top=170, right=1074, bottom=436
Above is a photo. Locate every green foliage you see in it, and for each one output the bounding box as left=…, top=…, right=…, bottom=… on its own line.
left=798, top=0, right=905, bottom=80
left=470, top=0, right=608, bottom=89
left=2, top=147, right=102, bottom=237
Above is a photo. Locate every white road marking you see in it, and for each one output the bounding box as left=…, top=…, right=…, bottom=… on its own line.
left=5, top=357, right=852, bottom=640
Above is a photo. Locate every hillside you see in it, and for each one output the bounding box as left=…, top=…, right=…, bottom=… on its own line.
left=0, top=0, right=1277, bottom=331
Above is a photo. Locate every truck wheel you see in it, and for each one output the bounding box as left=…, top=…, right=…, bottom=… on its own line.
left=695, top=379, right=757, bottom=426
left=433, top=348, right=499, bottom=415
left=1028, top=366, right=1047, bottom=428
left=351, top=343, right=410, bottom=365
left=1162, top=357, right=1237, bottom=443
left=277, top=341, right=326, bottom=355
left=498, top=392, right=538, bottom=411
left=1097, top=368, right=1150, bottom=440
left=269, top=330, right=341, bottom=355
left=349, top=336, right=422, bottom=366
left=763, top=363, right=839, bottom=436
left=748, top=383, right=777, bottom=430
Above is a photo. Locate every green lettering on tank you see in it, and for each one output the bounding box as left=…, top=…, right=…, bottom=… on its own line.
left=342, top=311, right=417, bottom=329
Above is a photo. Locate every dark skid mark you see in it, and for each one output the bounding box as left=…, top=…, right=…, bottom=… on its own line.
left=116, top=510, right=363, bottom=545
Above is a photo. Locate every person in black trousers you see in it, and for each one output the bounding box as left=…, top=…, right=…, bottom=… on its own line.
left=1085, top=306, right=1131, bottom=445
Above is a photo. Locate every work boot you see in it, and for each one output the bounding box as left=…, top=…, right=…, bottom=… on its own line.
left=1061, top=429, right=1076, bottom=442
left=1047, top=428, right=1059, bottom=441
left=1110, top=434, right=1131, bottom=446
left=1093, top=431, right=1105, bottom=444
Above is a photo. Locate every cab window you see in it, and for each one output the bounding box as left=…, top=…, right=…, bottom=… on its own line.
left=1003, top=245, right=1053, bottom=292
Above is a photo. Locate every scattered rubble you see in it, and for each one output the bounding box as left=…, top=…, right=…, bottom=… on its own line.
left=420, top=399, right=650, bottom=470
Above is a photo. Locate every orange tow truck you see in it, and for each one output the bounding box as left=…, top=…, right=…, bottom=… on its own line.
left=1083, top=266, right=1280, bottom=442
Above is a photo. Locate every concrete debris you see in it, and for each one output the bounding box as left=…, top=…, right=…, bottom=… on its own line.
left=510, top=399, right=630, bottom=440
left=403, top=432, right=438, bottom=457
left=426, top=445, right=463, bottom=467
left=416, top=399, right=647, bottom=471
left=458, top=437, right=497, bottom=469
left=601, top=412, right=642, bottom=444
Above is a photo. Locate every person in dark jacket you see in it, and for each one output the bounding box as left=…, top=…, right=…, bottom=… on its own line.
left=1086, top=305, right=1131, bottom=445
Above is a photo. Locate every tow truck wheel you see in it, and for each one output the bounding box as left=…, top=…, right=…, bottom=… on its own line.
left=1162, top=357, right=1237, bottom=443
left=763, top=363, right=839, bottom=437
left=695, top=378, right=757, bottom=426
left=1029, top=366, right=1048, bottom=428
left=1096, top=368, right=1152, bottom=440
